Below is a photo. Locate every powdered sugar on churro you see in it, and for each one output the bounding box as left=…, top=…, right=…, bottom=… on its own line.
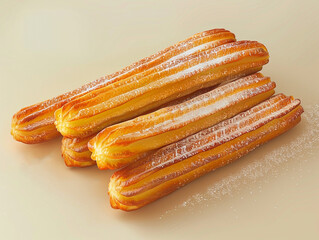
left=160, top=104, right=319, bottom=219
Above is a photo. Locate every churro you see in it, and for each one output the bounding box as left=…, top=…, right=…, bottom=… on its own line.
left=55, top=41, right=269, bottom=138
left=12, top=29, right=235, bottom=143
left=109, top=94, right=303, bottom=211
left=89, top=73, right=275, bottom=169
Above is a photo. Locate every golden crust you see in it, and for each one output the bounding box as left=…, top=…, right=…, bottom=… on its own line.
left=108, top=94, right=303, bottom=211
left=89, top=73, right=276, bottom=170
left=11, top=29, right=235, bottom=144
left=55, top=40, right=269, bottom=138
left=61, top=136, right=95, bottom=168
left=62, top=87, right=218, bottom=167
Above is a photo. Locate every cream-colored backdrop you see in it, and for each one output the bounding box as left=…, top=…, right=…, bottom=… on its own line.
left=1, top=0, right=318, bottom=239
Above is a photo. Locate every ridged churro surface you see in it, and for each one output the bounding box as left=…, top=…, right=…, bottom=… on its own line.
left=11, top=29, right=235, bottom=143
left=55, top=40, right=269, bottom=138
left=62, top=136, right=96, bottom=168
left=109, top=94, right=303, bottom=211
left=62, top=87, right=218, bottom=167
left=89, top=73, right=275, bottom=169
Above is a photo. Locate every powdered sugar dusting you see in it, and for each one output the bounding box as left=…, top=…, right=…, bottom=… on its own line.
left=71, top=43, right=265, bottom=121
left=109, top=74, right=272, bottom=145
left=159, top=104, right=319, bottom=219
left=14, top=29, right=232, bottom=131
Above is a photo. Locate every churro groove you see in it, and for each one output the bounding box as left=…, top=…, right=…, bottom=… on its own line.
left=109, top=95, right=303, bottom=211
left=89, top=73, right=275, bottom=169
left=12, top=29, right=235, bottom=143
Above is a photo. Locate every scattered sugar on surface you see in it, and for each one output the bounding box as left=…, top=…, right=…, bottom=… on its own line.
left=159, top=104, right=319, bottom=219
left=118, top=75, right=269, bottom=141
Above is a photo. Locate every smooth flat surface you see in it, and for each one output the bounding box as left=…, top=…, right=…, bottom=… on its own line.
left=1, top=0, right=318, bottom=239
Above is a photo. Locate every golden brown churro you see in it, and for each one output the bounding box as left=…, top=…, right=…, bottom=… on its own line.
left=108, top=94, right=303, bottom=211
left=55, top=40, right=269, bottom=139
left=62, top=87, right=218, bottom=167
left=62, top=136, right=96, bottom=167
left=12, top=29, right=235, bottom=143
left=89, top=73, right=275, bottom=169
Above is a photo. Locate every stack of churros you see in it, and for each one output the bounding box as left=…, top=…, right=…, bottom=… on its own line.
left=11, top=29, right=303, bottom=211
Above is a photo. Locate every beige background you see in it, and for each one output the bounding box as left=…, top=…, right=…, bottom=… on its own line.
left=1, top=0, right=319, bottom=239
